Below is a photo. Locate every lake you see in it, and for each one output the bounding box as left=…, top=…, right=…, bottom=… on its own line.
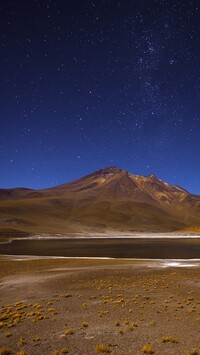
left=0, top=237, right=200, bottom=259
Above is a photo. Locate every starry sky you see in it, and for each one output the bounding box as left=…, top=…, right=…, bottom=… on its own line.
left=1, top=0, right=200, bottom=194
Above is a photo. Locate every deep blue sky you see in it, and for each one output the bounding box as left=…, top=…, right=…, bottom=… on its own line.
left=1, top=0, right=200, bottom=194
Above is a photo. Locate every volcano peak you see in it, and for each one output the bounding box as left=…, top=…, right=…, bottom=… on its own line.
left=95, top=166, right=124, bottom=175
left=147, top=174, right=158, bottom=180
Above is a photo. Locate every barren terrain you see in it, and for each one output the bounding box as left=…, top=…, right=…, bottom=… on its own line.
left=0, top=257, right=200, bottom=354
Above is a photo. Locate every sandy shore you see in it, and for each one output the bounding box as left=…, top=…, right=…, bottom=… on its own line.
left=0, top=257, right=200, bottom=354
left=1, top=232, right=200, bottom=245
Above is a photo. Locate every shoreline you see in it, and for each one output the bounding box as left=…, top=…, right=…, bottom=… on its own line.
left=1, top=232, right=200, bottom=245
left=1, top=255, right=200, bottom=268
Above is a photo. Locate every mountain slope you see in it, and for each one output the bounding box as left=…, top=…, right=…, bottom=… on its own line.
left=0, top=167, right=200, bottom=237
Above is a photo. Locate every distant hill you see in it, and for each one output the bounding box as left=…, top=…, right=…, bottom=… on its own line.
left=0, top=166, right=200, bottom=237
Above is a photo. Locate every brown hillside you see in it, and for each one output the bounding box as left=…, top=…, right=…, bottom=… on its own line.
left=0, top=167, right=199, bottom=237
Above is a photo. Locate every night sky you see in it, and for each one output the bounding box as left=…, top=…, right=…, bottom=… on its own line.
left=1, top=1, right=200, bottom=194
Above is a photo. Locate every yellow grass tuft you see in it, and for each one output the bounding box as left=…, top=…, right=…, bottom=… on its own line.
left=98, top=310, right=109, bottom=317
left=95, top=344, right=111, bottom=353
left=53, top=349, right=69, bottom=355
left=5, top=332, right=12, bottom=337
left=131, top=322, right=138, bottom=327
left=127, top=326, right=134, bottom=331
left=142, top=344, right=155, bottom=354
left=16, top=351, right=28, bottom=355
left=33, top=336, right=41, bottom=342
left=81, top=322, right=88, bottom=328
left=15, top=301, right=22, bottom=306
left=187, top=350, right=200, bottom=355
left=64, top=328, right=74, bottom=335
left=0, top=350, right=12, bottom=355
left=33, top=303, right=42, bottom=309
left=60, top=349, right=69, bottom=354
left=161, top=336, right=179, bottom=343
left=18, top=337, right=26, bottom=346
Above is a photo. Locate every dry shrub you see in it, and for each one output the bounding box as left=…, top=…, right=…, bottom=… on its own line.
left=0, top=350, right=12, bottom=355
left=162, top=336, right=179, bottom=343
left=142, top=344, right=155, bottom=354
left=64, top=328, right=74, bottom=335
left=95, top=344, right=111, bottom=353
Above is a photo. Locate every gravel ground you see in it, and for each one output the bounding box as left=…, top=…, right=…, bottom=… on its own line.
left=0, top=257, right=200, bottom=355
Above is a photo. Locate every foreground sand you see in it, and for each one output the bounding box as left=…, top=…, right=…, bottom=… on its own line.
left=0, top=257, right=200, bottom=355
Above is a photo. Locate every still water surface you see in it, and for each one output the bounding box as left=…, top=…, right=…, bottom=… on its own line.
left=0, top=238, right=200, bottom=259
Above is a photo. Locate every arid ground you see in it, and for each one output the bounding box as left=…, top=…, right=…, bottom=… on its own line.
left=0, top=257, right=200, bottom=355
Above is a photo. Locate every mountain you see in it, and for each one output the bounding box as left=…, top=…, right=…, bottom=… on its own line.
left=0, top=166, right=200, bottom=238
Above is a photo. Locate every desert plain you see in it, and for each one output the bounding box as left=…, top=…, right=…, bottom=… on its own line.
left=0, top=256, right=200, bottom=355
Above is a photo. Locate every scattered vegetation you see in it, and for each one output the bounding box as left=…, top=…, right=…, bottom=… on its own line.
left=0, top=260, right=199, bottom=355
left=0, top=300, right=55, bottom=330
